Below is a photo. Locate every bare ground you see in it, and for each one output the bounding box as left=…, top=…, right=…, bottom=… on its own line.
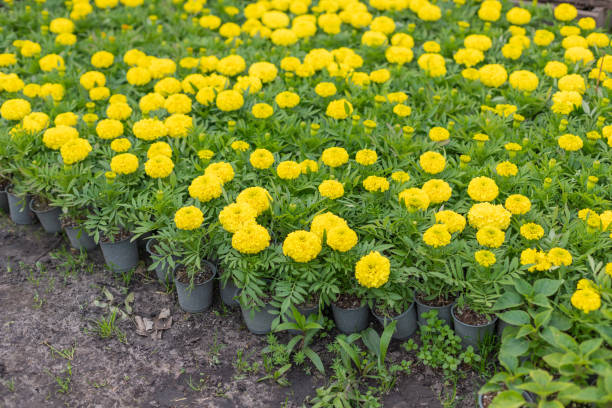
left=0, top=215, right=483, bottom=408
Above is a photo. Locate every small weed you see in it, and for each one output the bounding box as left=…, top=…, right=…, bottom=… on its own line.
left=50, top=247, right=93, bottom=281
left=2, top=378, right=15, bottom=392
left=186, top=375, right=207, bottom=392
left=90, top=308, right=126, bottom=343
left=44, top=341, right=76, bottom=361
left=88, top=380, right=108, bottom=389
left=32, top=290, right=45, bottom=309
left=46, top=362, right=72, bottom=395
left=233, top=350, right=259, bottom=380
left=208, top=330, right=225, bottom=366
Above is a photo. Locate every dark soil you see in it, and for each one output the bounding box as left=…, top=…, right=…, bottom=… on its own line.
left=482, top=391, right=495, bottom=407
left=417, top=293, right=455, bottom=307
left=31, top=196, right=52, bottom=212
left=0, top=217, right=483, bottom=407
left=176, top=264, right=214, bottom=285
left=454, top=305, right=493, bottom=326
left=334, top=292, right=363, bottom=309
left=60, top=215, right=86, bottom=229
left=0, top=180, right=9, bottom=191
left=100, top=229, right=132, bottom=243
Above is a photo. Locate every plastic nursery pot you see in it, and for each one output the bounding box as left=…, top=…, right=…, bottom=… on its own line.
left=332, top=303, right=370, bottom=334
left=285, top=303, right=319, bottom=335
left=219, top=278, right=240, bottom=308
left=7, top=191, right=36, bottom=225
left=451, top=305, right=498, bottom=351
left=174, top=261, right=217, bottom=313
left=416, top=296, right=454, bottom=327
left=145, top=239, right=174, bottom=284
left=241, top=302, right=279, bottom=335
left=372, top=302, right=418, bottom=340
left=65, top=226, right=97, bottom=251
left=0, top=188, right=8, bottom=213
left=29, top=199, right=62, bottom=234
left=100, top=236, right=140, bottom=273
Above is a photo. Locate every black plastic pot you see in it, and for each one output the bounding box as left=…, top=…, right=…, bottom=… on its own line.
left=416, top=297, right=454, bottom=327
left=175, top=261, right=217, bottom=313
left=332, top=303, right=369, bottom=334
left=372, top=302, right=418, bottom=340
left=65, top=226, right=97, bottom=251
left=219, top=278, right=240, bottom=308
left=29, top=199, right=62, bottom=233
left=452, top=305, right=498, bottom=350
left=100, top=236, right=140, bottom=273
left=7, top=191, right=35, bottom=225
left=241, top=303, right=278, bottom=335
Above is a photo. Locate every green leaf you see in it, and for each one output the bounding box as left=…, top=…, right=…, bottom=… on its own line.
left=578, top=338, right=602, bottom=357
left=489, top=390, right=525, bottom=408
left=514, top=278, right=533, bottom=297
left=533, top=279, right=563, bottom=297
left=499, top=310, right=531, bottom=326
left=303, top=347, right=325, bottom=374
left=493, top=291, right=523, bottom=311
left=500, top=338, right=529, bottom=357
left=533, top=309, right=552, bottom=329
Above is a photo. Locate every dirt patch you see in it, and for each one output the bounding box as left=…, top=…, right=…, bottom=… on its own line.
left=454, top=305, right=493, bottom=326
left=334, top=293, right=363, bottom=309
left=417, top=293, right=455, bottom=307
left=176, top=264, right=214, bottom=285
left=0, top=217, right=482, bottom=407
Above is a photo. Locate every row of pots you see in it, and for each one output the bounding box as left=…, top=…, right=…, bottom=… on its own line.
left=2, top=190, right=500, bottom=348
left=0, top=190, right=140, bottom=273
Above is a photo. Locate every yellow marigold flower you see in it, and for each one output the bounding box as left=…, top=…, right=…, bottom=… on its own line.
left=96, top=119, right=123, bottom=140
left=144, top=155, right=174, bottom=179
left=110, top=153, right=139, bottom=175
left=300, top=159, right=319, bottom=174
left=277, top=161, right=301, bottom=180
left=252, top=103, right=273, bottom=119
left=363, top=176, right=389, bottom=192
left=43, top=125, right=79, bottom=150
left=520, top=248, right=551, bottom=272
left=197, top=149, right=214, bottom=160
left=174, top=206, right=204, bottom=230
left=311, top=212, right=348, bottom=240
left=146, top=142, right=171, bottom=159
left=315, top=82, right=337, bottom=97
left=106, top=102, right=133, bottom=121
left=547, top=247, right=572, bottom=266
left=60, top=138, right=92, bottom=165
left=1, top=99, right=31, bottom=121
left=423, top=224, right=451, bottom=248
left=236, top=187, right=272, bottom=216
left=399, top=188, right=430, bottom=212
left=39, top=54, right=65, bottom=71
left=355, top=251, right=390, bottom=288
left=216, top=90, right=244, bottom=112
left=391, top=171, right=410, bottom=183
left=219, top=202, right=257, bottom=233
left=164, top=93, right=192, bottom=114
left=327, top=226, right=358, bottom=252
left=422, top=179, right=452, bottom=204
left=250, top=149, right=274, bottom=169
left=520, top=223, right=544, bottom=240
left=509, top=70, right=539, bottom=92
left=429, top=127, right=449, bottom=142
left=283, top=230, right=322, bottom=263
left=605, top=263, right=612, bottom=277
left=419, top=151, right=446, bottom=174
left=230, top=141, right=249, bottom=152
left=555, top=3, right=577, bottom=21
left=107, top=137, right=131, bottom=152
left=275, top=91, right=300, bottom=108
left=475, top=250, right=496, bottom=267
left=355, top=149, right=377, bottom=165
left=435, top=210, right=466, bottom=234
left=321, top=147, right=349, bottom=167
left=477, top=226, right=505, bottom=248
left=571, top=288, right=600, bottom=313
left=188, top=174, right=223, bottom=203
left=505, top=194, right=531, bottom=215
left=232, top=223, right=271, bottom=254
left=326, top=98, right=354, bottom=120
left=468, top=203, right=512, bottom=230
left=558, top=134, right=583, bottom=151
left=467, top=177, right=499, bottom=202
left=91, top=51, right=114, bottom=68
left=205, top=162, right=234, bottom=184
left=319, top=180, right=344, bottom=200
left=393, top=104, right=412, bottom=117
left=479, top=64, right=507, bottom=87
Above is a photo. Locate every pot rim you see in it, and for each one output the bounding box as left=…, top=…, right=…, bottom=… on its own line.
left=28, top=198, right=60, bottom=215
left=100, top=234, right=135, bottom=246
left=451, top=304, right=498, bottom=328
left=174, top=260, right=218, bottom=287
left=332, top=301, right=367, bottom=312
left=372, top=301, right=415, bottom=320
left=415, top=294, right=456, bottom=308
